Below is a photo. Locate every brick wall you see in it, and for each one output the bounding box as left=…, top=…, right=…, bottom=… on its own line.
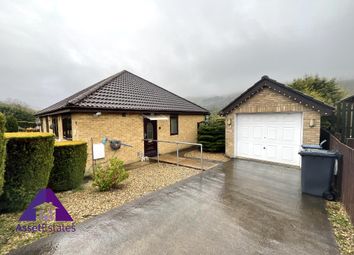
left=157, top=115, right=204, bottom=153
left=70, top=113, right=204, bottom=172
left=225, top=88, right=321, bottom=157
left=72, top=113, right=144, bottom=171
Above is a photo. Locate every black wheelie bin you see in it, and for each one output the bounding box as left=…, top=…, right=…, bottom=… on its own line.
left=298, top=149, right=340, bottom=200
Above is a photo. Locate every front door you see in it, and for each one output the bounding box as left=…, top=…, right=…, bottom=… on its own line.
left=144, top=118, right=157, bottom=157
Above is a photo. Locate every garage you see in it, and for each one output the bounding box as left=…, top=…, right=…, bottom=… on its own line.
left=220, top=75, right=334, bottom=166
left=236, top=113, right=302, bottom=166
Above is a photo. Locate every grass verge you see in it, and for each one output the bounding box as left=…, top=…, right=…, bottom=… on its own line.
left=326, top=201, right=354, bottom=255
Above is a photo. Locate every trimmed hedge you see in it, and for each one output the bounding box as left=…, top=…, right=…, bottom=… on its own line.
left=0, top=113, right=6, bottom=195
left=48, top=141, right=87, bottom=192
left=0, top=132, right=55, bottom=212
left=198, top=119, right=225, bottom=152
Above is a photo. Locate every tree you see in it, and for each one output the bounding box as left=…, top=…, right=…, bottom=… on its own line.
left=5, top=115, right=18, bottom=132
left=0, top=100, right=35, bottom=129
left=288, top=75, right=346, bottom=106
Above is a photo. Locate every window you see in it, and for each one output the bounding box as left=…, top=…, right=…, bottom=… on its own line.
left=62, top=114, right=72, bottom=140
left=146, top=122, right=154, bottom=139
left=51, top=116, right=59, bottom=138
left=170, top=115, right=178, bottom=135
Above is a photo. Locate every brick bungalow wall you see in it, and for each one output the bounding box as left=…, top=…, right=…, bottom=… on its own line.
left=72, top=113, right=144, bottom=170
left=157, top=115, right=204, bottom=153
left=42, top=113, right=204, bottom=171
left=225, top=87, right=321, bottom=158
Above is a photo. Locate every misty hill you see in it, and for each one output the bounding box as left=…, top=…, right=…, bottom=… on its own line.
left=188, top=79, right=354, bottom=112
left=188, top=92, right=241, bottom=113
left=338, top=79, right=354, bottom=95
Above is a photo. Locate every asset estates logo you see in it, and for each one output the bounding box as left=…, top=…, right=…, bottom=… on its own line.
left=16, top=188, right=76, bottom=233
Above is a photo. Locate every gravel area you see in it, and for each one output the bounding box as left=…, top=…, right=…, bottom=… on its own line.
left=183, top=150, right=229, bottom=162
left=57, top=163, right=199, bottom=221
left=0, top=163, right=200, bottom=255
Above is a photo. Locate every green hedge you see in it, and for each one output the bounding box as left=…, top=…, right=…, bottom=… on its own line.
left=0, top=113, right=6, bottom=195
left=198, top=119, right=225, bottom=152
left=48, top=141, right=87, bottom=192
left=0, top=132, right=55, bottom=212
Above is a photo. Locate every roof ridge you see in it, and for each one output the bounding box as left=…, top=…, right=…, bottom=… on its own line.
left=340, top=95, right=354, bottom=102
left=123, top=70, right=209, bottom=112
left=220, top=75, right=334, bottom=115
left=68, top=70, right=126, bottom=105
left=263, top=76, right=334, bottom=109
left=219, top=78, right=264, bottom=115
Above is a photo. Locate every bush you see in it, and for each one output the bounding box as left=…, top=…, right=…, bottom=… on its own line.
left=198, top=119, right=225, bottom=152
left=5, top=115, right=18, bottom=132
left=0, top=113, right=6, bottom=195
left=48, top=141, right=87, bottom=192
left=0, top=132, right=55, bottom=212
left=93, top=158, right=128, bottom=192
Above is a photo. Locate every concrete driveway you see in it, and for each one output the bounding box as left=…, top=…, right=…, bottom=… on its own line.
left=11, top=159, right=338, bottom=255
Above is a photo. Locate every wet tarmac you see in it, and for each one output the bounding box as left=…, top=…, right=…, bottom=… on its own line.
left=10, top=159, right=338, bottom=255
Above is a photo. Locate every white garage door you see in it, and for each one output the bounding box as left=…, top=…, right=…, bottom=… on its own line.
left=235, top=113, right=303, bottom=166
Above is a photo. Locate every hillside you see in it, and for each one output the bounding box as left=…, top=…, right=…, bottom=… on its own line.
left=188, top=92, right=241, bottom=113
left=0, top=100, right=36, bottom=129
left=338, top=79, right=354, bottom=95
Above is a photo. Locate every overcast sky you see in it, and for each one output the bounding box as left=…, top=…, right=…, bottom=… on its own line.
left=0, top=0, right=353, bottom=109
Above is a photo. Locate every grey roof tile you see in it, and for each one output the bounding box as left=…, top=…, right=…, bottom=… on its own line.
left=36, top=71, right=209, bottom=116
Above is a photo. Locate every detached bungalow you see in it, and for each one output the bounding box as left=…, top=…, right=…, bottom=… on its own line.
left=36, top=70, right=209, bottom=169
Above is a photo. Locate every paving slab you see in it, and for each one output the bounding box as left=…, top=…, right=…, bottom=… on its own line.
left=10, top=159, right=339, bottom=255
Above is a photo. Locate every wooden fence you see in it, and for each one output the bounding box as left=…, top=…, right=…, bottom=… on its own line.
left=336, top=102, right=354, bottom=142
left=329, top=132, right=354, bottom=223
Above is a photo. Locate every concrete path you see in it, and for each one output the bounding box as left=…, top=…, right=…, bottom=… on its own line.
left=11, top=160, right=338, bottom=255
left=151, top=153, right=219, bottom=170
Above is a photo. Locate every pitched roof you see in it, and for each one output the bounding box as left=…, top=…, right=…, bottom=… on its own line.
left=36, top=71, right=209, bottom=116
left=340, top=95, right=354, bottom=103
left=220, top=75, right=334, bottom=116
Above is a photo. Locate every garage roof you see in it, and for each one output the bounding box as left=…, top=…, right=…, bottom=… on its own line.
left=220, top=75, right=334, bottom=116
left=340, top=95, right=354, bottom=103
left=36, top=70, right=209, bottom=116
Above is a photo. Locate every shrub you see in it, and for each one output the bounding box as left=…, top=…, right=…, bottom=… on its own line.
left=5, top=115, right=18, bottom=132
left=48, top=141, right=87, bottom=192
left=0, top=113, right=6, bottom=195
left=0, top=132, right=55, bottom=212
left=93, top=158, right=128, bottom=192
left=198, top=119, right=225, bottom=152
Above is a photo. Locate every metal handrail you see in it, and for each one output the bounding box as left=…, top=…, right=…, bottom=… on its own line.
left=142, top=139, right=204, bottom=170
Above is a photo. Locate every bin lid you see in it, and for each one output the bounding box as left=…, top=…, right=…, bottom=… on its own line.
left=298, top=149, right=339, bottom=158
left=301, top=144, right=322, bottom=149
